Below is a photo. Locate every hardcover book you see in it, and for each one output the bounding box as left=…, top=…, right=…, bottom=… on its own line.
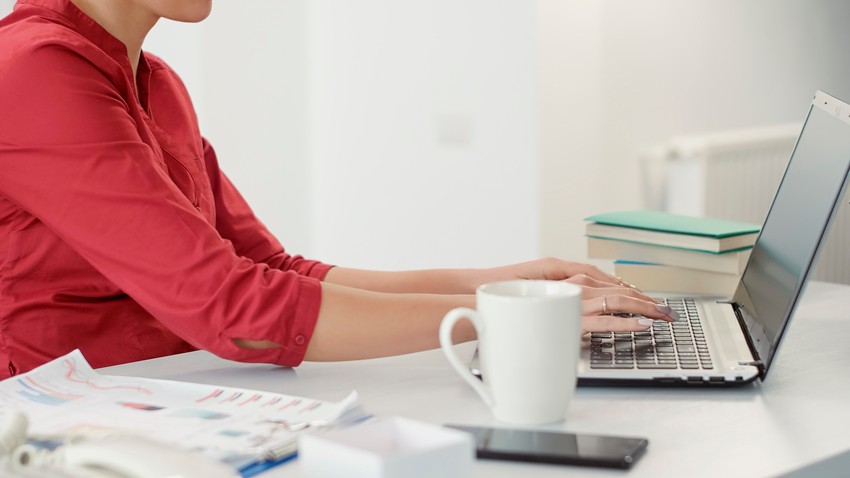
left=585, top=210, right=760, bottom=253
left=613, top=261, right=739, bottom=296
left=587, top=237, right=751, bottom=275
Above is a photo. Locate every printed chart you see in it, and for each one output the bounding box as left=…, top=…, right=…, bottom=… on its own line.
left=0, top=350, right=360, bottom=470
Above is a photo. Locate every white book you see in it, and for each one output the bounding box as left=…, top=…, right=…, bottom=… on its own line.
left=588, top=237, right=750, bottom=275
left=614, top=261, right=739, bottom=296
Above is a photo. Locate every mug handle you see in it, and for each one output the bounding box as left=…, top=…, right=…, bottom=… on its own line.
left=439, top=307, right=494, bottom=407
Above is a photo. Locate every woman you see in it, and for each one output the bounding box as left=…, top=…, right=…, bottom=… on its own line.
left=0, top=0, right=677, bottom=378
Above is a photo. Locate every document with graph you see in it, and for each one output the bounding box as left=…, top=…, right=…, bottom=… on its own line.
left=0, top=350, right=362, bottom=470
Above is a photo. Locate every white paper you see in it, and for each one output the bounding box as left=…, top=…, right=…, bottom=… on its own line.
left=0, top=350, right=358, bottom=469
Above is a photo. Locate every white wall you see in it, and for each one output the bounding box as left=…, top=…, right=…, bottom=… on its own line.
left=540, top=0, right=850, bottom=263
left=307, top=1, right=540, bottom=269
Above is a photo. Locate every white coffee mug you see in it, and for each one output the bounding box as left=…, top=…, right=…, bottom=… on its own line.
left=440, top=280, right=582, bottom=425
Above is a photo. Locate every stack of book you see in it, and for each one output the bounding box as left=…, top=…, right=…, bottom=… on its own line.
left=585, top=210, right=761, bottom=296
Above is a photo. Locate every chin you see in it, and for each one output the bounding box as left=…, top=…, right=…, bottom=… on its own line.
left=157, top=0, right=213, bottom=23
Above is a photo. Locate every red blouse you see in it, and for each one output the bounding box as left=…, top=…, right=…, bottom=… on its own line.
left=0, top=0, right=331, bottom=378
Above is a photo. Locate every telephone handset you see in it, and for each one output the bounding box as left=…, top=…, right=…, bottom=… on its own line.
left=58, top=436, right=238, bottom=478
left=1, top=410, right=238, bottom=478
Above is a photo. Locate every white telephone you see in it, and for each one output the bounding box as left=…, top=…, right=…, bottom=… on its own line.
left=1, top=411, right=238, bottom=478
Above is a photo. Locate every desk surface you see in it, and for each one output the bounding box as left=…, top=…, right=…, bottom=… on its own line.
left=101, top=281, right=850, bottom=478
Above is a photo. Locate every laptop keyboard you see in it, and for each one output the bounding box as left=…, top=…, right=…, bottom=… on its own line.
left=589, top=298, right=714, bottom=370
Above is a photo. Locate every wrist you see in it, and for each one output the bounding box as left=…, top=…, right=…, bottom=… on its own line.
left=462, top=266, right=506, bottom=292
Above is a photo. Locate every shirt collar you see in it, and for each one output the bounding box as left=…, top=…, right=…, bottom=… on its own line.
left=15, top=0, right=134, bottom=75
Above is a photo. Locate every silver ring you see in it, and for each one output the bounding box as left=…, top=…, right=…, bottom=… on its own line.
left=617, top=277, right=638, bottom=289
left=602, top=295, right=608, bottom=315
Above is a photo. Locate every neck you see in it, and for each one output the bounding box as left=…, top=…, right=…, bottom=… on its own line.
left=70, top=0, right=159, bottom=78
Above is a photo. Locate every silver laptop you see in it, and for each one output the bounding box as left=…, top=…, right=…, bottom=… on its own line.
left=474, top=90, right=850, bottom=386
left=579, top=90, right=850, bottom=386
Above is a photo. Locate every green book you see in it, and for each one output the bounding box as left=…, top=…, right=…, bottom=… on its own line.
left=585, top=210, right=761, bottom=253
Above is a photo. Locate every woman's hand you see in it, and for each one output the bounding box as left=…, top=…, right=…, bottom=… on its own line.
left=325, top=257, right=680, bottom=336
left=481, top=257, right=680, bottom=333
left=483, top=257, right=631, bottom=286
left=578, top=285, right=678, bottom=333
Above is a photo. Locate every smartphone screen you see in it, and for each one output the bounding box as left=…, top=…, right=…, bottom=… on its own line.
left=446, top=424, right=648, bottom=469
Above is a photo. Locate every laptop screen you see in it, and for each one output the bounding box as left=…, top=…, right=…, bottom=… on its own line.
left=733, top=91, right=850, bottom=374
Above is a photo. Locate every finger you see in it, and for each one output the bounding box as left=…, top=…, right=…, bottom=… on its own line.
left=569, top=264, right=622, bottom=286
left=583, top=295, right=679, bottom=322
left=581, top=314, right=655, bottom=334
left=568, top=263, right=644, bottom=292
left=541, top=259, right=642, bottom=294
left=577, top=283, right=661, bottom=304
left=563, top=274, right=613, bottom=288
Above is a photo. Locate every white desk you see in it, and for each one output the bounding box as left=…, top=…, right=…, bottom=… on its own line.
left=101, top=281, right=850, bottom=477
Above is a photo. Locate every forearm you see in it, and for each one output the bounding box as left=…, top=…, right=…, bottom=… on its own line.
left=303, top=281, right=476, bottom=361
left=323, top=266, right=490, bottom=294
left=321, top=259, right=591, bottom=294
left=233, top=257, right=671, bottom=359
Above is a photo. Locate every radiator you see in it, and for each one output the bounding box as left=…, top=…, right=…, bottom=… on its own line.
left=641, top=124, right=850, bottom=284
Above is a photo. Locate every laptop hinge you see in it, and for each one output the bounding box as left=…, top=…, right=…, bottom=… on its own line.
left=738, top=360, right=766, bottom=378
left=730, top=302, right=766, bottom=375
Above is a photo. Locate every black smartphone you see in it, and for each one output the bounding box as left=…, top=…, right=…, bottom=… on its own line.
left=445, top=424, right=648, bottom=469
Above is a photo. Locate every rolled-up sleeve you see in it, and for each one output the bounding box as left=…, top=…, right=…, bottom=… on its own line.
left=201, top=139, right=333, bottom=280
left=0, top=42, right=321, bottom=366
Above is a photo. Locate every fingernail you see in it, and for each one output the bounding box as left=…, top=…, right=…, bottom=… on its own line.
left=656, top=304, right=680, bottom=321
left=638, top=318, right=654, bottom=327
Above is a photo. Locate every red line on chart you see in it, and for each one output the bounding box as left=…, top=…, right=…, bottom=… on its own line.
left=24, top=377, right=84, bottom=400
left=221, top=392, right=243, bottom=403
left=262, top=397, right=282, bottom=408
left=63, top=358, right=152, bottom=395
left=278, top=399, right=301, bottom=411
left=238, top=394, right=262, bottom=406
left=196, top=389, right=224, bottom=403
left=299, top=401, right=322, bottom=413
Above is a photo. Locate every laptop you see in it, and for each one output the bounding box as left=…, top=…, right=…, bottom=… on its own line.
left=474, top=90, right=850, bottom=386
left=580, top=90, right=850, bottom=386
